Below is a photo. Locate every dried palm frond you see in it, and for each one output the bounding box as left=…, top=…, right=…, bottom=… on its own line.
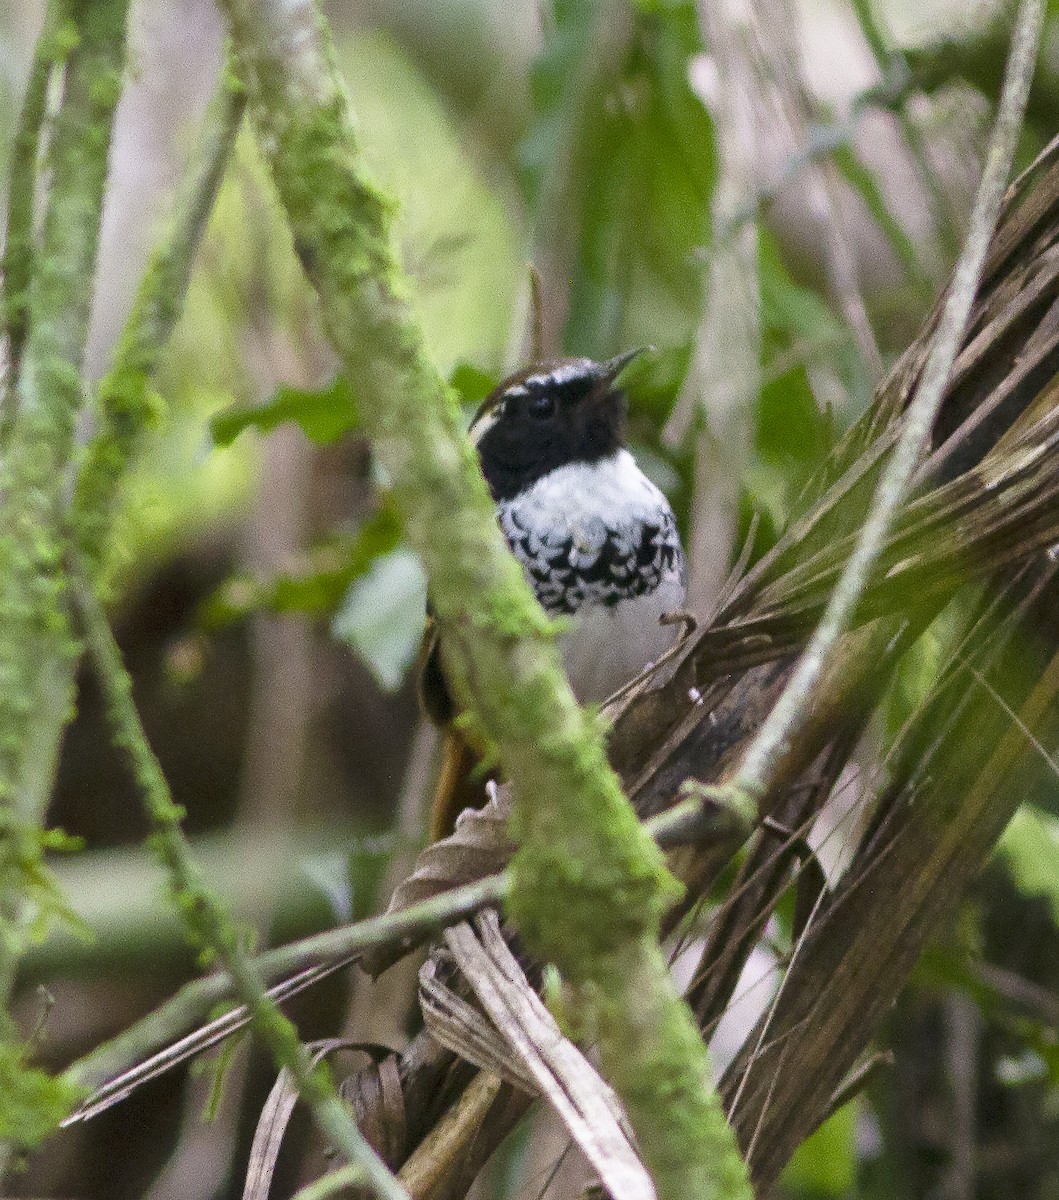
left=69, top=137, right=1059, bottom=1200
left=339, top=137, right=1059, bottom=1199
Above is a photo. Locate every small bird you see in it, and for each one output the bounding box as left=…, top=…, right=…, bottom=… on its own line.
left=421, top=350, right=687, bottom=839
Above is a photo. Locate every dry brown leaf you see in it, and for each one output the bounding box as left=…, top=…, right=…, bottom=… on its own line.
left=243, top=1040, right=397, bottom=1200
left=362, top=786, right=515, bottom=978
left=443, top=913, right=655, bottom=1200
left=419, top=950, right=537, bottom=1091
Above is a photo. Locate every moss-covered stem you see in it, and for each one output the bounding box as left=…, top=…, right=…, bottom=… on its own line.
left=65, top=783, right=747, bottom=1105
left=218, top=1, right=751, bottom=1196
left=0, top=0, right=65, bottom=443
left=729, top=0, right=1042, bottom=808
left=65, top=871, right=509, bottom=1096
left=72, top=570, right=409, bottom=1200
left=73, top=78, right=247, bottom=577
left=0, top=53, right=243, bottom=1015
left=0, top=0, right=130, bottom=1008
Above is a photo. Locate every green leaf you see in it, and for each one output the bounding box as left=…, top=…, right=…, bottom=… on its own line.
left=780, top=1098, right=859, bottom=1196
left=525, top=2, right=715, bottom=363
left=450, top=361, right=498, bottom=410
left=331, top=547, right=428, bottom=691
left=210, top=373, right=357, bottom=447
left=997, top=803, right=1059, bottom=926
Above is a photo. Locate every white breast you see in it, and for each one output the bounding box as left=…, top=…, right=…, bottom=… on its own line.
left=502, top=450, right=670, bottom=539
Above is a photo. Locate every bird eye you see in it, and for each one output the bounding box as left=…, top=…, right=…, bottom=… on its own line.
left=527, top=393, right=556, bottom=420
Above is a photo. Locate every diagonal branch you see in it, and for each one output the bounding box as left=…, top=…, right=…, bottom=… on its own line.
left=72, top=568, right=409, bottom=1200
left=62, top=780, right=748, bottom=1119
left=216, top=2, right=752, bottom=1197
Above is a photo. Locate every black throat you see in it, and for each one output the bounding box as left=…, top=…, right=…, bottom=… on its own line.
left=472, top=365, right=628, bottom=502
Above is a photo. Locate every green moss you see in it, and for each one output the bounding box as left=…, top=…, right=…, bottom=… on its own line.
left=0, top=0, right=131, bottom=1059
left=0, top=1031, right=85, bottom=1150
left=589, top=944, right=753, bottom=1200
left=89, top=68, right=123, bottom=110
left=217, top=1, right=754, bottom=1194
left=47, top=19, right=81, bottom=63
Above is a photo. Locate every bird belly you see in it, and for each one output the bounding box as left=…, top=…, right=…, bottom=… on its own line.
left=558, top=570, right=686, bottom=704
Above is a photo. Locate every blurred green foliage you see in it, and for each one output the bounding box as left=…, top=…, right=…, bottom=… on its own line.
left=331, top=547, right=428, bottom=691
left=0, top=1032, right=83, bottom=1150
left=5, top=0, right=1059, bottom=1193
left=525, top=1, right=716, bottom=362
left=211, top=375, right=359, bottom=447
left=998, top=805, right=1059, bottom=927
left=782, top=1101, right=859, bottom=1198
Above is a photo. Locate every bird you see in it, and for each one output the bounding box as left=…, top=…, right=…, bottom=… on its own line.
left=420, top=349, right=687, bottom=840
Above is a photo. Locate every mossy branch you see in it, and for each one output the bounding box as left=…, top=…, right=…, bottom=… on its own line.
left=216, top=3, right=750, bottom=1195
left=0, top=0, right=131, bottom=1009
left=63, top=784, right=748, bottom=1111
left=0, top=21, right=243, bottom=1168
left=72, top=568, right=409, bottom=1200
left=0, top=2, right=131, bottom=1173
left=64, top=871, right=509, bottom=1100
left=0, top=0, right=69, bottom=439
left=73, top=77, right=246, bottom=578
left=0, top=2, right=243, bottom=1009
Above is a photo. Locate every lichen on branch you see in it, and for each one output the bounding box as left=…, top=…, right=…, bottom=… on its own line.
left=0, top=0, right=131, bottom=1006
left=217, top=0, right=751, bottom=1195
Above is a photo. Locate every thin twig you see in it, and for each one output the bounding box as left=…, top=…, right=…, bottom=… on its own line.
left=64, top=781, right=750, bottom=1120
left=528, top=264, right=545, bottom=363
left=1, top=0, right=61, bottom=441
left=397, top=1071, right=507, bottom=1198
left=74, top=74, right=246, bottom=573
left=729, top=884, right=829, bottom=1130
left=291, top=1165, right=367, bottom=1200
left=63, top=870, right=508, bottom=1109
left=71, top=570, right=409, bottom=1200
left=823, top=1051, right=894, bottom=1122
left=730, top=0, right=1044, bottom=806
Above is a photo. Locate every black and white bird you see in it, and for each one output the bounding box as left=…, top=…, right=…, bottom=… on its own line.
left=422, top=350, right=687, bottom=839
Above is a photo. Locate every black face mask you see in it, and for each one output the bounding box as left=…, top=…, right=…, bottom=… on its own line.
left=472, top=358, right=632, bottom=502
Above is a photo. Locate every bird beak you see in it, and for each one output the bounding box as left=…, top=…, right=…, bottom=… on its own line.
left=600, top=346, right=653, bottom=386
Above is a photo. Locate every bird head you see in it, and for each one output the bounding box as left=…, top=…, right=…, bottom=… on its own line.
left=470, top=349, right=647, bottom=501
